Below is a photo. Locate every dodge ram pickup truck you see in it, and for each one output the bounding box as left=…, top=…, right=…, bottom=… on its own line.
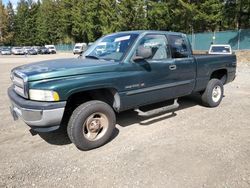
left=8, top=31, right=236, bottom=150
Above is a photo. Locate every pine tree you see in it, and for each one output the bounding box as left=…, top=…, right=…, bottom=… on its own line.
left=1, top=0, right=249, bottom=46
left=0, top=0, right=8, bottom=45
left=5, top=1, right=15, bottom=45
left=117, top=0, right=147, bottom=31
left=146, top=0, right=171, bottom=30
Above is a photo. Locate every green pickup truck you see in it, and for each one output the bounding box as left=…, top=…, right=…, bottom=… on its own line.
left=8, top=31, right=236, bottom=150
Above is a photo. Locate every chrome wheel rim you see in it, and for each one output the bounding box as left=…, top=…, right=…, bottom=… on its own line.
left=83, top=112, right=109, bottom=141
left=212, top=85, right=222, bottom=103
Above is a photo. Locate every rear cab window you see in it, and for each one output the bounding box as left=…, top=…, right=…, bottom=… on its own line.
left=168, top=34, right=190, bottom=58
left=210, top=46, right=230, bottom=53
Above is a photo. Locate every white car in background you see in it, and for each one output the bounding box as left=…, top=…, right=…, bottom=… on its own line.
left=45, top=45, right=57, bottom=54
left=73, top=43, right=87, bottom=54
left=208, top=44, right=233, bottom=55
left=1, top=47, right=11, bottom=55
left=11, top=47, right=25, bottom=55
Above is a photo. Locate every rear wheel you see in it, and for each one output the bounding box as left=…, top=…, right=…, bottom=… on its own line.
left=67, top=100, right=116, bottom=150
left=201, top=79, right=224, bottom=107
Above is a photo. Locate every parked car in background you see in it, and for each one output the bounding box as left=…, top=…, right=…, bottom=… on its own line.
left=32, top=46, right=41, bottom=53
left=1, top=47, right=12, bottom=55
left=73, top=43, right=87, bottom=54
left=23, top=46, right=32, bottom=54
left=27, top=48, right=38, bottom=55
left=38, top=46, right=50, bottom=54
left=11, top=47, right=25, bottom=55
left=45, top=45, right=56, bottom=54
left=208, top=44, right=233, bottom=55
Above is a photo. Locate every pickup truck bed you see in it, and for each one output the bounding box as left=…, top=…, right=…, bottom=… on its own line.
left=193, top=54, right=236, bottom=92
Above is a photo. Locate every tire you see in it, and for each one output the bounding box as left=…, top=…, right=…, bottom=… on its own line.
left=201, top=79, right=224, bottom=107
left=67, top=100, right=116, bottom=150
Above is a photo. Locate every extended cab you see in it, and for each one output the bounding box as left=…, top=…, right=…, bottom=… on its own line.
left=8, top=31, right=236, bottom=150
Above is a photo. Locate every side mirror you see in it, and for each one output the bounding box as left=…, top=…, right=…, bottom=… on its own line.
left=133, top=46, right=152, bottom=61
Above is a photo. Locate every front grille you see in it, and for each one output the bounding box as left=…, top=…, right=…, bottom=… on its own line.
left=11, top=71, right=28, bottom=98
left=13, top=75, right=24, bottom=87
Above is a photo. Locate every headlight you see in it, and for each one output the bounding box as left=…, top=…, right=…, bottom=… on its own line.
left=29, top=89, right=60, bottom=101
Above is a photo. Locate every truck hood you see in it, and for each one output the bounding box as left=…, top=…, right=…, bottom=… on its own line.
left=12, top=58, right=119, bottom=81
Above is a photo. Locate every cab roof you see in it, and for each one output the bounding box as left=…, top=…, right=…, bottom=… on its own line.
left=114, top=30, right=184, bottom=36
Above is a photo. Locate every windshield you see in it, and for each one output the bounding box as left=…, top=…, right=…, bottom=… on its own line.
left=74, top=46, right=81, bottom=49
left=211, top=46, right=230, bottom=53
left=83, top=33, right=139, bottom=61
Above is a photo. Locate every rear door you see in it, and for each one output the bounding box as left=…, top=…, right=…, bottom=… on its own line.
left=167, top=34, right=196, bottom=96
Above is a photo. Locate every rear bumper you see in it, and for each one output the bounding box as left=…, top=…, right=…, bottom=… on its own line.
left=8, top=87, right=66, bottom=132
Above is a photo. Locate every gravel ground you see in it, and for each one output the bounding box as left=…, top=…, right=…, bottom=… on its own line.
left=0, top=53, right=250, bottom=188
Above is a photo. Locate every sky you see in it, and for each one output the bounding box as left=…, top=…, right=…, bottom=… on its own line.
left=3, top=0, right=18, bottom=5
left=2, top=0, right=37, bottom=9
left=2, top=0, right=19, bottom=8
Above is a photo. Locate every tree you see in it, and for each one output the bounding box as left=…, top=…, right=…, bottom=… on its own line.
left=4, top=1, right=15, bottom=45
left=0, top=0, right=9, bottom=45
left=99, top=0, right=119, bottom=35
left=14, top=0, right=30, bottom=45
left=36, top=0, right=66, bottom=44
left=0, top=0, right=249, bottom=45
left=117, top=0, right=147, bottom=31
left=194, top=0, right=223, bottom=32
left=146, top=0, right=171, bottom=30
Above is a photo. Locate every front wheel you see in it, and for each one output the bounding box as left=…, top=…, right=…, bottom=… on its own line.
left=201, top=79, right=224, bottom=107
left=67, top=100, right=116, bottom=150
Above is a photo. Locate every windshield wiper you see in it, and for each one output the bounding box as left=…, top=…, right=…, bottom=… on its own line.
left=85, top=55, right=99, bottom=59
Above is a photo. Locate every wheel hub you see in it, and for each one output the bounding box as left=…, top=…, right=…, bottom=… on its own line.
left=212, top=86, right=222, bottom=102
left=83, top=112, right=109, bottom=141
left=88, top=120, right=101, bottom=132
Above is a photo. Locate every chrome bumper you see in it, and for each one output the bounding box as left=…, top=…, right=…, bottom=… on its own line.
left=10, top=102, right=65, bottom=126
left=8, top=87, right=66, bottom=132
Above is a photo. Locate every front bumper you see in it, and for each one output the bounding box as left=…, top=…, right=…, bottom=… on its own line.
left=73, top=50, right=82, bottom=54
left=8, top=87, right=66, bottom=132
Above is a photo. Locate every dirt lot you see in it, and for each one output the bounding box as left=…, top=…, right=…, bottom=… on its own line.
left=0, top=53, right=250, bottom=188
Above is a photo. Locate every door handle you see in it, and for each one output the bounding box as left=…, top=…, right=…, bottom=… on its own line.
left=169, top=65, right=177, bottom=70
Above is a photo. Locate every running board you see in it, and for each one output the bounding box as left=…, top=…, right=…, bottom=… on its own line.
left=134, top=99, right=179, bottom=117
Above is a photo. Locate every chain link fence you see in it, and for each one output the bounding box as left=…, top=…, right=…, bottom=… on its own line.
left=55, top=44, right=74, bottom=52
left=54, top=29, right=250, bottom=52
left=188, top=29, right=250, bottom=51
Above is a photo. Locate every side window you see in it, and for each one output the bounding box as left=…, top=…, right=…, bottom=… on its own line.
left=168, top=35, right=189, bottom=58
left=133, top=35, right=171, bottom=61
